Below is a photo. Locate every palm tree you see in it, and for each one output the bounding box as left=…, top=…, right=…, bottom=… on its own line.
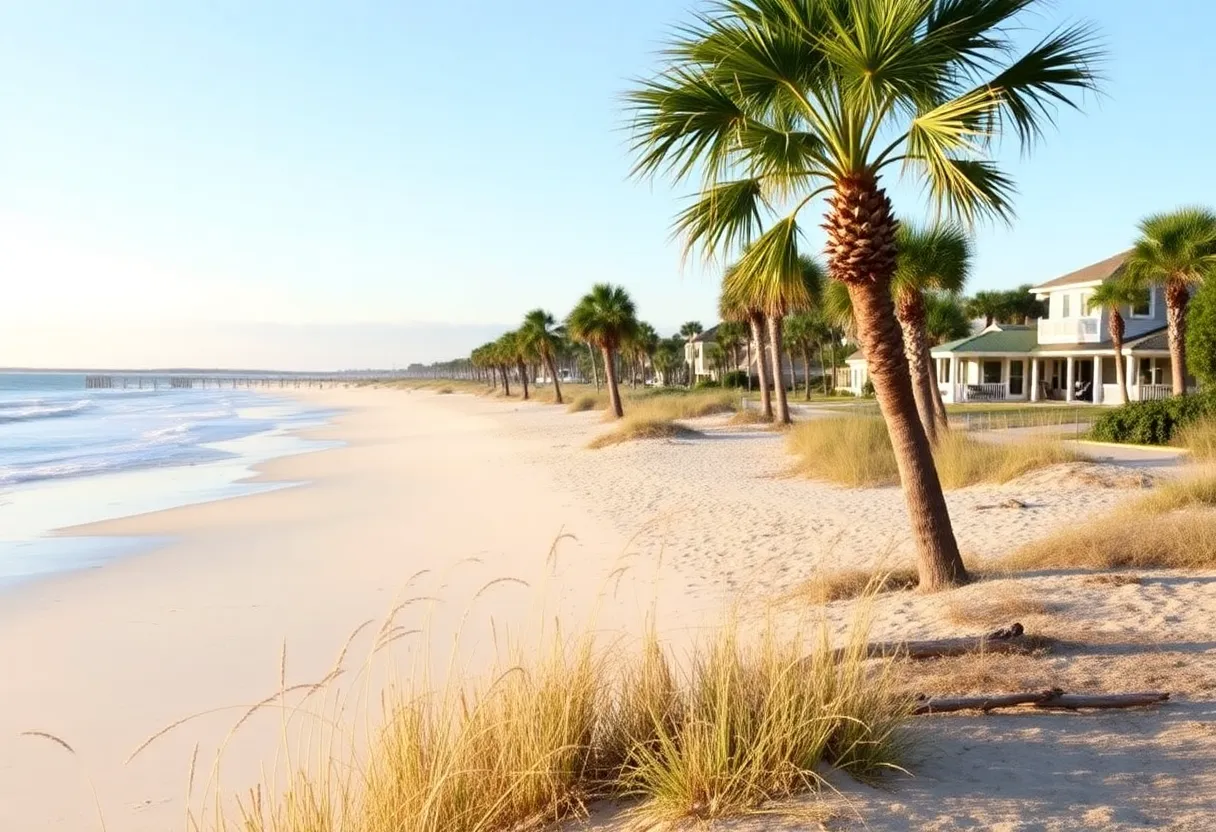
left=965, top=291, right=1009, bottom=328
left=925, top=293, right=972, bottom=345
left=634, top=321, right=661, bottom=385
left=498, top=331, right=530, bottom=400
left=1125, top=208, right=1216, bottom=396
left=892, top=224, right=972, bottom=442
left=567, top=284, right=640, bottom=418
left=628, top=0, right=1102, bottom=590
left=783, top=314, right=818, bottom=401
left=519, top=309, right=565, bottom=404
left=720, top=271, right=773, bottom=421
left=715, top=320, right=748, bottom=385
left=1087, top=277, right=1146, bottom=405
left=679, top=321, right=703, bottom=387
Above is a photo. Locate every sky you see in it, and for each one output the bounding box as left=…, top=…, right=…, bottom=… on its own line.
left=1, top=0, right=1214, bottom=370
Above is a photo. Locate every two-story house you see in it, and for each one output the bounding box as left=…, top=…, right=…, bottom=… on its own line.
left=843, top=251, right=1180, bottom=404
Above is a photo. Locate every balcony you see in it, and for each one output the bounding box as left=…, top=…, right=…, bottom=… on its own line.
left=1038, top=316, right=1100, bottom=344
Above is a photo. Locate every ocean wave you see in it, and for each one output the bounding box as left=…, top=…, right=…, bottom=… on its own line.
left=0, top=400, right=91, bottom=424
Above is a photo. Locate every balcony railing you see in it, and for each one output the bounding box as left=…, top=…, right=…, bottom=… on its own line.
left=1137, top=384, right=1172, bottom=402
left=1038, top=317, right=1100, bottom=343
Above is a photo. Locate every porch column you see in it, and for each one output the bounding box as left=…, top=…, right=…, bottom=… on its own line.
left=1092, top=355, right=1104, bottom=405
left=1065, top=356, right=1075, bottom=402
left=1030, top=359, right=1040, bottom=402
left=949, top=355, right=960, bottom=403
left=1126, top=353, right=1137, bottom=400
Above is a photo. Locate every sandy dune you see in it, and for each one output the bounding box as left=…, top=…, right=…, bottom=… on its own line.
left=1, top=386, right=1213, bottom=830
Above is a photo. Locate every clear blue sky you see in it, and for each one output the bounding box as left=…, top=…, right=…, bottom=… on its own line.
left=1, top=1, right=1214, bottom=369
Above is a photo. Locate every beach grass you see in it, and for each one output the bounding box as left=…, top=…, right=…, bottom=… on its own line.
left=587, top=417, right=701, bottom=449
left=1000, top=469, right=1216, bottom=571
left=1178, top=416, right=1216, bottom=460
left=191, top=610, right=907, bottom=832
left=786, top=416, right=1083, bottom=489
left=586, top=391, right=738, bottom=449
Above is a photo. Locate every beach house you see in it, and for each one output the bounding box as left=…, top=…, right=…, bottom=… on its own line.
left=843, top=251, right=1185, bottom=404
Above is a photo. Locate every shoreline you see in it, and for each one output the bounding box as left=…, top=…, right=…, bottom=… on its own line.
left=2, top=385, right=1213, bottom=831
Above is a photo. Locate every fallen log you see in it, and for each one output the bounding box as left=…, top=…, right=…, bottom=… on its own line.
left=914, top=688, right=1169, bottom=715
left=858, top=623, right=1039, bottom=661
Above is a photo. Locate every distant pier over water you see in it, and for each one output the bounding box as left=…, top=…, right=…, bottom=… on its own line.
left=82, top=374, right=364, bottom=390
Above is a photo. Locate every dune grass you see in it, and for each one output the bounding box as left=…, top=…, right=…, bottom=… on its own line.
left=1178, top=416, right=1216, bottom=460
left=786, top=416, right=1083, bottom=489
left=190, top=612, right=907, bottom=832
left=567, top=392, right=605, bottom=413
left=587, top=417, right=700, bottom=449
left=1000, top=469, right=1216, bottom=571
left=729, top=407, right=775, bottom=426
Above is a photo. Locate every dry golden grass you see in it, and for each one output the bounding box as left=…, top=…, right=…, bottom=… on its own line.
left=728, top=407, right=775, bottom=426
left=185, top=607, right=908, bottom=832
left=1001, top=469, right=1216, bottom=571
left=786, top=416, right=1084, bottom=489
left=603, top=390, right=738, bottom=423
left=567, top=391, right=607, bottom=413
left=587, top=417, right=700, bottom=449
left=942, top=583, right=1054, bottom=628
left=1178, top=416, right=1216, bottom=460
left=797, top=567, right=920, bottom=605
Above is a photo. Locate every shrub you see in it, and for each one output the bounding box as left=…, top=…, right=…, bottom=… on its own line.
left=861, top=379, right=875, bottom=397
left=720, top=370, right=750, bottom=388
left=694, top=379, right=721, bottom=389
left=1187, top=279, right=1216, bottom=386
left=1089, top=389, right=1216, bottom=445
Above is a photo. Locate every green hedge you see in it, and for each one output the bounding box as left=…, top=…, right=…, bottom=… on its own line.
left=1090, top=389, right=1216, bottom=445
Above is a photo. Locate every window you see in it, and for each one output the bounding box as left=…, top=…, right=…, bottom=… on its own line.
left=982, top=360, right=1003, bottom=385
left=1009, top=360, right=1024, bottom=396
left=940, top=358, right=951, bottom=383
left=1131, top=289, right=1152, bottom=318
left=1061, top=294, right=1071, bottom=318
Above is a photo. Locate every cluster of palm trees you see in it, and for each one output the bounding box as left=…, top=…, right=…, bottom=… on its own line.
left=471, top=285, right=677, bottom=418
left=626, top=0, right=1104, bottom=591
left=1087, top=208, right=1216, bottom=403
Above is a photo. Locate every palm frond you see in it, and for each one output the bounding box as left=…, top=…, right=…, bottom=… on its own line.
left=723, top=214, right=810, bottom=316
left=673, top=178, right=769, bottom=261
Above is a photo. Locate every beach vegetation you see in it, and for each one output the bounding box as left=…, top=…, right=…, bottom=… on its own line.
left=787, top=416, right=1082, bottom=489
left=567, top=284, right=640, bottom=419
left=1124, top=207, right=1216, bottom=396
left=1089, top=388, right=1216, bottom=445
left=519, top=309, right=566, bottom=405
left=1087, top=277, right=1147, bottom=405
left=1001, top=470, right=1216, bottom=571
left=186, top=609, right=906, bottom=832
left=627, top=0, right=1103, bottom=591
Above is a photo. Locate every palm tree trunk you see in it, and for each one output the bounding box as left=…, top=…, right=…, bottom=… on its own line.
left=749, top=314, right=772, bottom=420
left=818, top=342, right=830, bottom=395
left=517, top=360, right=530, bottom=400
left=546, top=354, right=563, bottom=404
left=745, top=339, right=753, bottom=391
left=1110, top=310, right=1128, bottom=405
left=587, top=343, right=600, bottom=391
left=846, top=281, right=968, bottom=590
left=602, top=346, right=624, bottom=418
left=767, top=314, right=791, bottom=424
left=802, top=344, right=812, bottom=400
left=500, top=365, right=511, bottom=397
left=928, top=361, right=950, bottom=430
left=895, top=292, right=939, bottom=445
left=1166, top=279, right=1189, bottom=396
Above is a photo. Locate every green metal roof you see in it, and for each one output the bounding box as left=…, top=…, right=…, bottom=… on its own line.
left=932, top=326, right=1038, bottom=354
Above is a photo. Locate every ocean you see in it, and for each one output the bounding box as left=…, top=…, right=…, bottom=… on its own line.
left=0, top=372, right=335, bottom=589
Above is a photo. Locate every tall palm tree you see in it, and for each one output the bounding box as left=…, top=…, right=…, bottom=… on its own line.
left=635, top=321, right=661, bottom=385
left=567, top=284, right=640, bottom=418
left=1087, top=277, right=1146, bottom=405
left=720, top=270, right=773, bottom=421
left=499, top=331, right=529, bottom=400
left=679, top=321, right=704, bottom=387
left=628, top=0, right=1102, bottom=590
left=519, top=309, right=565, bottom=404
left=1125, top=208, right=1216, bottom=396
left=892, top=224, right=972, bottom=442
left=783, top=313, right=818, bottom=401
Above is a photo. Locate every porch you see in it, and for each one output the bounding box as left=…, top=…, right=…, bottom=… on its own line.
left=935, top=352, right=1175, bottom=405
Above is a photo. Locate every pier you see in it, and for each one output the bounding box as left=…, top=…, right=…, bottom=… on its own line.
left=83, top=374, right=353, bottom=390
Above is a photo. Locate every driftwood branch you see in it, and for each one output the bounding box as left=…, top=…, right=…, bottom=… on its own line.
left=858, top=623, right=1038, bottom=661
left=914, top=688, right=1169, bottom=715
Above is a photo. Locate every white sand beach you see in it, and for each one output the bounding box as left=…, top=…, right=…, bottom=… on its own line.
left=2, top=387, right=1215, bottom=831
